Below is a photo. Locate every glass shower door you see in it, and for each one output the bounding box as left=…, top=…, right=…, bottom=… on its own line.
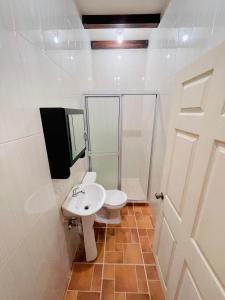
left=85, top=96, right=120, bottom=189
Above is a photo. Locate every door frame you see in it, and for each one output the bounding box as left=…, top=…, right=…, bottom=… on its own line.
left=83, top=92, right=158, bottom=200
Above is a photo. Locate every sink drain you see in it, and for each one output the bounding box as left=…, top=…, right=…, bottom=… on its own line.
left=84, top=205, right=89, bottom=210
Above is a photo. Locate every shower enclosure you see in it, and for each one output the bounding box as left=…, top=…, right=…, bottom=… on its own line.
left=84, top=93, right=157, bottom=202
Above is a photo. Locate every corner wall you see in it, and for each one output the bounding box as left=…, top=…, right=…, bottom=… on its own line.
left=0, top=0, right=92, bottom=299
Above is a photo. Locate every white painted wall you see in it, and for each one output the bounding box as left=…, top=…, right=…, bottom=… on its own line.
left=0, top=1, right=92, bottom=300
left=146, top=0, right=225, bottom=219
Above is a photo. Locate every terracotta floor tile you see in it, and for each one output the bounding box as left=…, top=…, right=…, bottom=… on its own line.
left=105, top=251, right=123, bottom=263
left=65, top=204, right=161, bottom=300
left=69, top=264, right=94, bottom=290
left=121, top=215, right=136, bottom=227
left=64, top=290, right=78, bottom=300
left=115, top=243, right=123, bottom=251
left=123, top=244, right=143, bottom=264
left=134, top=206, right=142, bottom=214
left=149, top=281, right=164, bottom=300
left=74, top=243, right=86, bottom=262
left=103, top=264, right=115, bottom=280
left=95, top=243, right=104, bottom=263
left=145, top=266, right=159, bottom=280
left=106, top=228, right=116, bottom=251
left=126, top=293, right=150, bottom=300
left=136, top=215, right=154, bottom=229
left=107, top=228, right=116, bottom=236
left=136, top=265, right=146, bottom=281
left=102, top=280, right=114, bottom=300
left=115, top=228, right=132, bottom=243
left=97, top=228, right=106, bottom=243
left=131, top=229, right=139, bottom=243
left=138, top=279, right=149, bottom=293
left=121, top=206, right=129, bottom=215
left=115, top=293, right=126, bottom=300
left=140, top=236, right=152, bottom=252
left=135, top=212, right=143, bottom=220
left=143, top=252, right=155, bottom=264
left=128, top=206, right=135, bottom=216
left=138, top=229, right=147, bottom=236
left=115, top=265, right=138, bottom=292
left=91, top=264, right=102, bottom=291
left=146, top=229, right=154, bottom=244
left=141, top=205, right=153, bottom=216
left=94, top=222, right=106, bottom=228
left=106, top=236, right=116, bottom=251
left=107, top=228, right=132, bottom=244
left=127, top=204, right=135, bottom=215
left=136, top=265, right=148, bottom=293
left=76, top=292, right=100, bottom=300
left=94, top=228, right=99, bottom=240
left=107, top=223, right=121, bottom=228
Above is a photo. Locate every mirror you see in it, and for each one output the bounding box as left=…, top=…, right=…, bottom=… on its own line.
left=68, top=112, right=85, bottom=163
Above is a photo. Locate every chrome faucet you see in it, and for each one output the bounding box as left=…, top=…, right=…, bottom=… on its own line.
left=72, top=186, right=85, bottom=197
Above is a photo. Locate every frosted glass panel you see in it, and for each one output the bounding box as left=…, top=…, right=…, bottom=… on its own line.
left=91, top=155, right=118, bottom=189
left=88, top=97, right=119, bottom=153
left=121, top=95, right=155, bottom=200
left=87, top=96, right=120, bottom=189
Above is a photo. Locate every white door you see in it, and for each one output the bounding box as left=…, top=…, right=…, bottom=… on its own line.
left=153, top=42, right=225, bottom=300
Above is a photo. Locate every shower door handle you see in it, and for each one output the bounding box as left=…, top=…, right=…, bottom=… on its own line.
left=155, top=192, right=164, bottom=200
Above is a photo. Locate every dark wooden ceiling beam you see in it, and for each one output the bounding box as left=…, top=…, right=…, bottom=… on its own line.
left=91, top=40, right=149, bottom=50
left=82, top=14, right=160, bottom=29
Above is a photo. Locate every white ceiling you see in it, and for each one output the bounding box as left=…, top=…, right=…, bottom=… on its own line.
left=75, top=0, right=169, bottom=15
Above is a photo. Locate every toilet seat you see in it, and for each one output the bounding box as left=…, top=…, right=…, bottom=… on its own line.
left=104, top=190, right=127, bottom=209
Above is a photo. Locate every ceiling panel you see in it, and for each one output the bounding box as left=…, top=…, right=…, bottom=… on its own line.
left=75, top=0, right=168, bottom=15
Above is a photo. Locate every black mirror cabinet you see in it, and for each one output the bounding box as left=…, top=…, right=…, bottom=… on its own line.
left=40, top=108, right=86, bottom=179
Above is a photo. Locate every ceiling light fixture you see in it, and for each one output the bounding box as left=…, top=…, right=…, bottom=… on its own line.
left=53, top=36, right=59, bottom=44
left=116, top=30, right=124, bottom=44
left=117, top=34, right=123, bottom=44
left=182, top=34, right=189, bottom=42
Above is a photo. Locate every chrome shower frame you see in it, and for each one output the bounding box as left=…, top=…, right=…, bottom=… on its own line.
left=83, top=92, right=158, bottom=202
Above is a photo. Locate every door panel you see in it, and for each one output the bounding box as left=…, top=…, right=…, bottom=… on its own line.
left=167, top=131, right=198, bottom=214
left=194, top=142, right=225, bottom=285
left=176, top=267, right=202, bottom=300
left=154, top=42, right=225, bottom=300
left=157, top=218, right=175, bottom=283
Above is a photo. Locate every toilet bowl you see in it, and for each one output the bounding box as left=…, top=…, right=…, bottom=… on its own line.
left=82, top=172, right=127, bottom=224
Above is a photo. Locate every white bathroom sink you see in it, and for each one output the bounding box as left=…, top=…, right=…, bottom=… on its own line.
left=62, top=183, right=106, bottom=217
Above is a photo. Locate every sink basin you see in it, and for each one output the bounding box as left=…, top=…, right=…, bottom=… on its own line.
left=62, top=182, right=106, bottom=262
left=62, top=183, right=106, bottom=217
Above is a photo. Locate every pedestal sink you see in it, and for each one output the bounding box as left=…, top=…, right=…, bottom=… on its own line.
left=62, top=183, right=105, bottom=261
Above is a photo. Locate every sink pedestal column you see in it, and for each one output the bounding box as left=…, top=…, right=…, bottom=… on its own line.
left=82, top=215, right=97, bottom=262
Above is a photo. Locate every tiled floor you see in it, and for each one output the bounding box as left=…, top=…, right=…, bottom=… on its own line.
left=64, top=203, right=164, bottom=300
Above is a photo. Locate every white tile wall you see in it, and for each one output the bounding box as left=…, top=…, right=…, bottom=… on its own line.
left=0, top=0, right=92, bottom=299
left=145, top=0, right=225, bottom=219
left=92, top=49, right=147, bottom=91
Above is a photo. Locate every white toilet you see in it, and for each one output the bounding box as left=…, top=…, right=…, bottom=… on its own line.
left=82, top=172, right=127, bottom=224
